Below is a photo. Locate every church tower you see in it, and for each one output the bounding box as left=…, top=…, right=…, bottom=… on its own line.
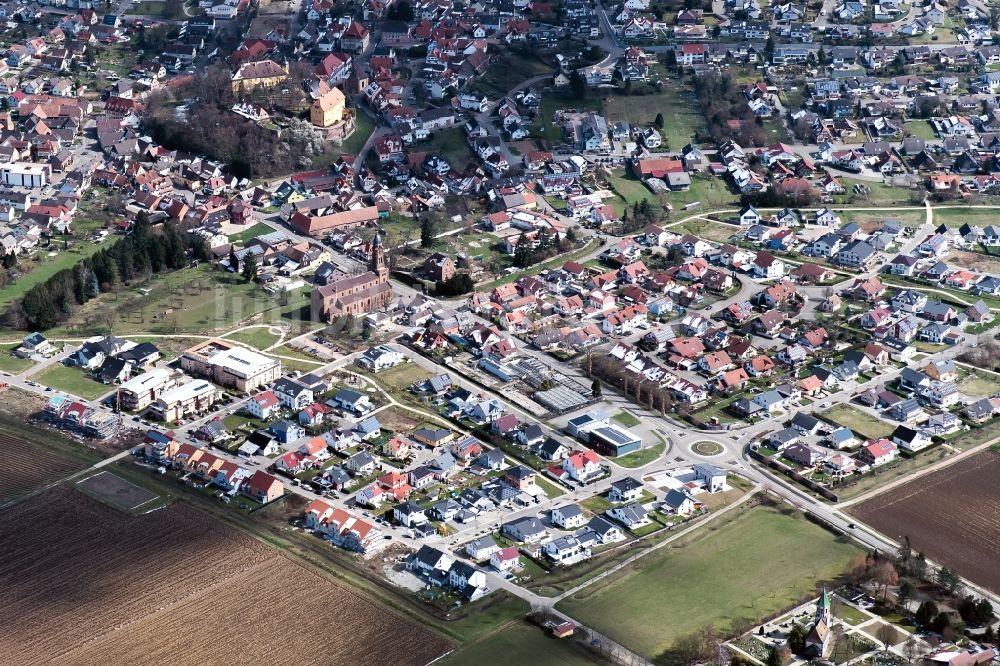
left=816, top=587, right=832, bottom=624
left=370, top=232, right=388, bottom=281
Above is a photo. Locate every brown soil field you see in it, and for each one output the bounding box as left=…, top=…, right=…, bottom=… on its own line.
left=0, top=488, right=452, bottom=666
left=946, top=249, right=1000, bottom=275
left=0, top=433, right=85, bottom=503
left=848, top=451, right=1000, bottom=593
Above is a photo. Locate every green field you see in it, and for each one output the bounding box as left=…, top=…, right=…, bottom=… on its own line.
left=932, top=207, right=1000, bottom=228
left=227, top=223, right=276, bottom=245
left=674, top=216, right=741, bottom=243
left=612, top=411, right=640, bottom=427
left=903, top=121, right=937, bottom=141
left=34, top=364, right=110, bottom=400
left=957, top=368, right=1000, bottom=398
left=603, top=78, right=705, bottom=150
left=616, top=442, right=666, bottom=468
left=832, top=179, right=917, bottom=207
left=418, top=128, right=476, bottom=169
left=341, top=111, right=376, bottom=155
left=557, top=504, right=861, bottom=659
left=45, top=265, right=312, bottom=337
left=375, top=361, right=429, bottom=390
left=469, top=49, right=553, bottom=98
left=0, top=242, right=107, bottom=310
left=818, top=404, right=892, bottom=440
left=222, top=327, right=281, bottom=350
left=534, top=95, right=603, bottom=143
left=0, top=343, right=34, bottom=373
left=441, top=620, right=606, bottom=665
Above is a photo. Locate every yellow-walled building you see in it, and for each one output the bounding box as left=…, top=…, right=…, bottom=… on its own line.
left=230, top=59, right=288, bottom=94
left=310, top=83, right=346, bottom=128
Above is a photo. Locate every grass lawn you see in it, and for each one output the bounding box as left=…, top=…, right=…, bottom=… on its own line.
left=616, top=442, right=666, bottom=468
left=837, top=210, right=924, bottom=230
left=930, top=207, right=1000, bottom=227
left=692, top=441, right=724, bottom=456
left=535, top=476, right=566, bottom=499
left=581, top=493, right=614, bottom=514
left=374, top=362, right=429, bottom=391
left=557, top=504, right=861, bottom=659
left=0, top=344, right=34, bottom=373
left=469, top=49, right=553, bottom=98
left=227, top=222, right=276, bottom=245
left=222, top=327, right=281, bottom=350
left=270, top=345, right=325, bottom=373
left=612, top=410, right=640, bottom=427
left=340, top=111, right=376, bottom=156
left=832, top=179, right=917, bottom=207
left=419, top=127, right=476, bottom=168
left=603, top=79, right=705, bottom=150
left=956, top=368, right=1000, bottom=398
left=0, top=241, right=107, bottom=310
left=608, top=170, right=657, bottom=212
left=818, top=404, right=892, bottom=440
left=673, top=216, right=741, bottom=243
left=534, top=95, right=602, bottom=143
left=441, top=619, right=605, bottom=665
left=903, top=121, right=937, bottom=141
left=34, top=364, right=110, bottom=400
left=49, top=265, right=313, bottom=338
left=671, top=175, right=739, bottom=209
left=833, top=598, right=871, bottom=626
left=478, top=239, right=599, bottom=290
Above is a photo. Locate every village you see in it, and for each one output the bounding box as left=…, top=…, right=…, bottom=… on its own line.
left=1, top=0, right=1000, bottom=661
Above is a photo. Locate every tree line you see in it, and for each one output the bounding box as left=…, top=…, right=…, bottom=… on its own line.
left=5, top=215, right=201, bottom=331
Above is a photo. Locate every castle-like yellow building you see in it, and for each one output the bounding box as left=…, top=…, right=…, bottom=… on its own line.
left=310, top=82, right=346, bottom=128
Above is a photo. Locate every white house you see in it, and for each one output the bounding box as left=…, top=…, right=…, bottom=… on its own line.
left=356, top=344, right=405, bottom=372
left=274, top=378, right=314, bottom=410
left=551, top=503, right=587, bottom=529
left=245, top=390, right=281, bottom=420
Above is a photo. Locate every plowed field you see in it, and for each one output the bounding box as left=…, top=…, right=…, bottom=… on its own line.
left=0, top=487, right=452, bottom=665
left=849, top=451, right=1000, bottom=593
left=0, top=433, right=85, bottom=503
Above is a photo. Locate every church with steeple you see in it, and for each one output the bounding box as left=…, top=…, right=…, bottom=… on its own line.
left=311, top=233, right=393, bottom=321
left=804, top=588, right=834, bottom=659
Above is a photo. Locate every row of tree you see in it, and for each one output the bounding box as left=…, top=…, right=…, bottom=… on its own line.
left=5, top=216, right=200, bottom=330
left=512, top=228, right=571, bottom=268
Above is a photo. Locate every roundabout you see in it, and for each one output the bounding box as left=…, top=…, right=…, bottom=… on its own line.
left=691, top=440, right=724, bottom=457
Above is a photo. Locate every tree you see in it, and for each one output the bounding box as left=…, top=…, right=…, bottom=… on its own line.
left=916, top=600, right=938, bottom=627
left=937, top=566, right=960, bottom=594
left=657, top=629, right=713, bottom=666
left=569, top=70, right=586, bottom=100
left=872, top=561, right=899, bottom=601
left=786, top=624, right=807, bottom=655
left=912, top=552, right=928, bottom=580
left=420, top=215, right=438, bottom=248
left=592, top=378, right=602, bottom=398
left=387, top=0, right=414, bottom=20
left=876, top=622, right=897, bottom=651
left=766, top=644, right=789, bottom=666
left=435, top=272, right=474, bottom=296
left=898, top=580, right=917, bottom=610
left=655, top=112, right=665, bottom=129
left=241, top=254, right=258, bottom=282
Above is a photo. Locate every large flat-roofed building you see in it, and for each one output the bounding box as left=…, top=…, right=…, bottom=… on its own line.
left=585, top=424, right=642, bottom=457
left=180, top=339, right=281, bottom=392
left=150, top=380, right=220, bottom=422
left=118, top=368, right=173, bottom=410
